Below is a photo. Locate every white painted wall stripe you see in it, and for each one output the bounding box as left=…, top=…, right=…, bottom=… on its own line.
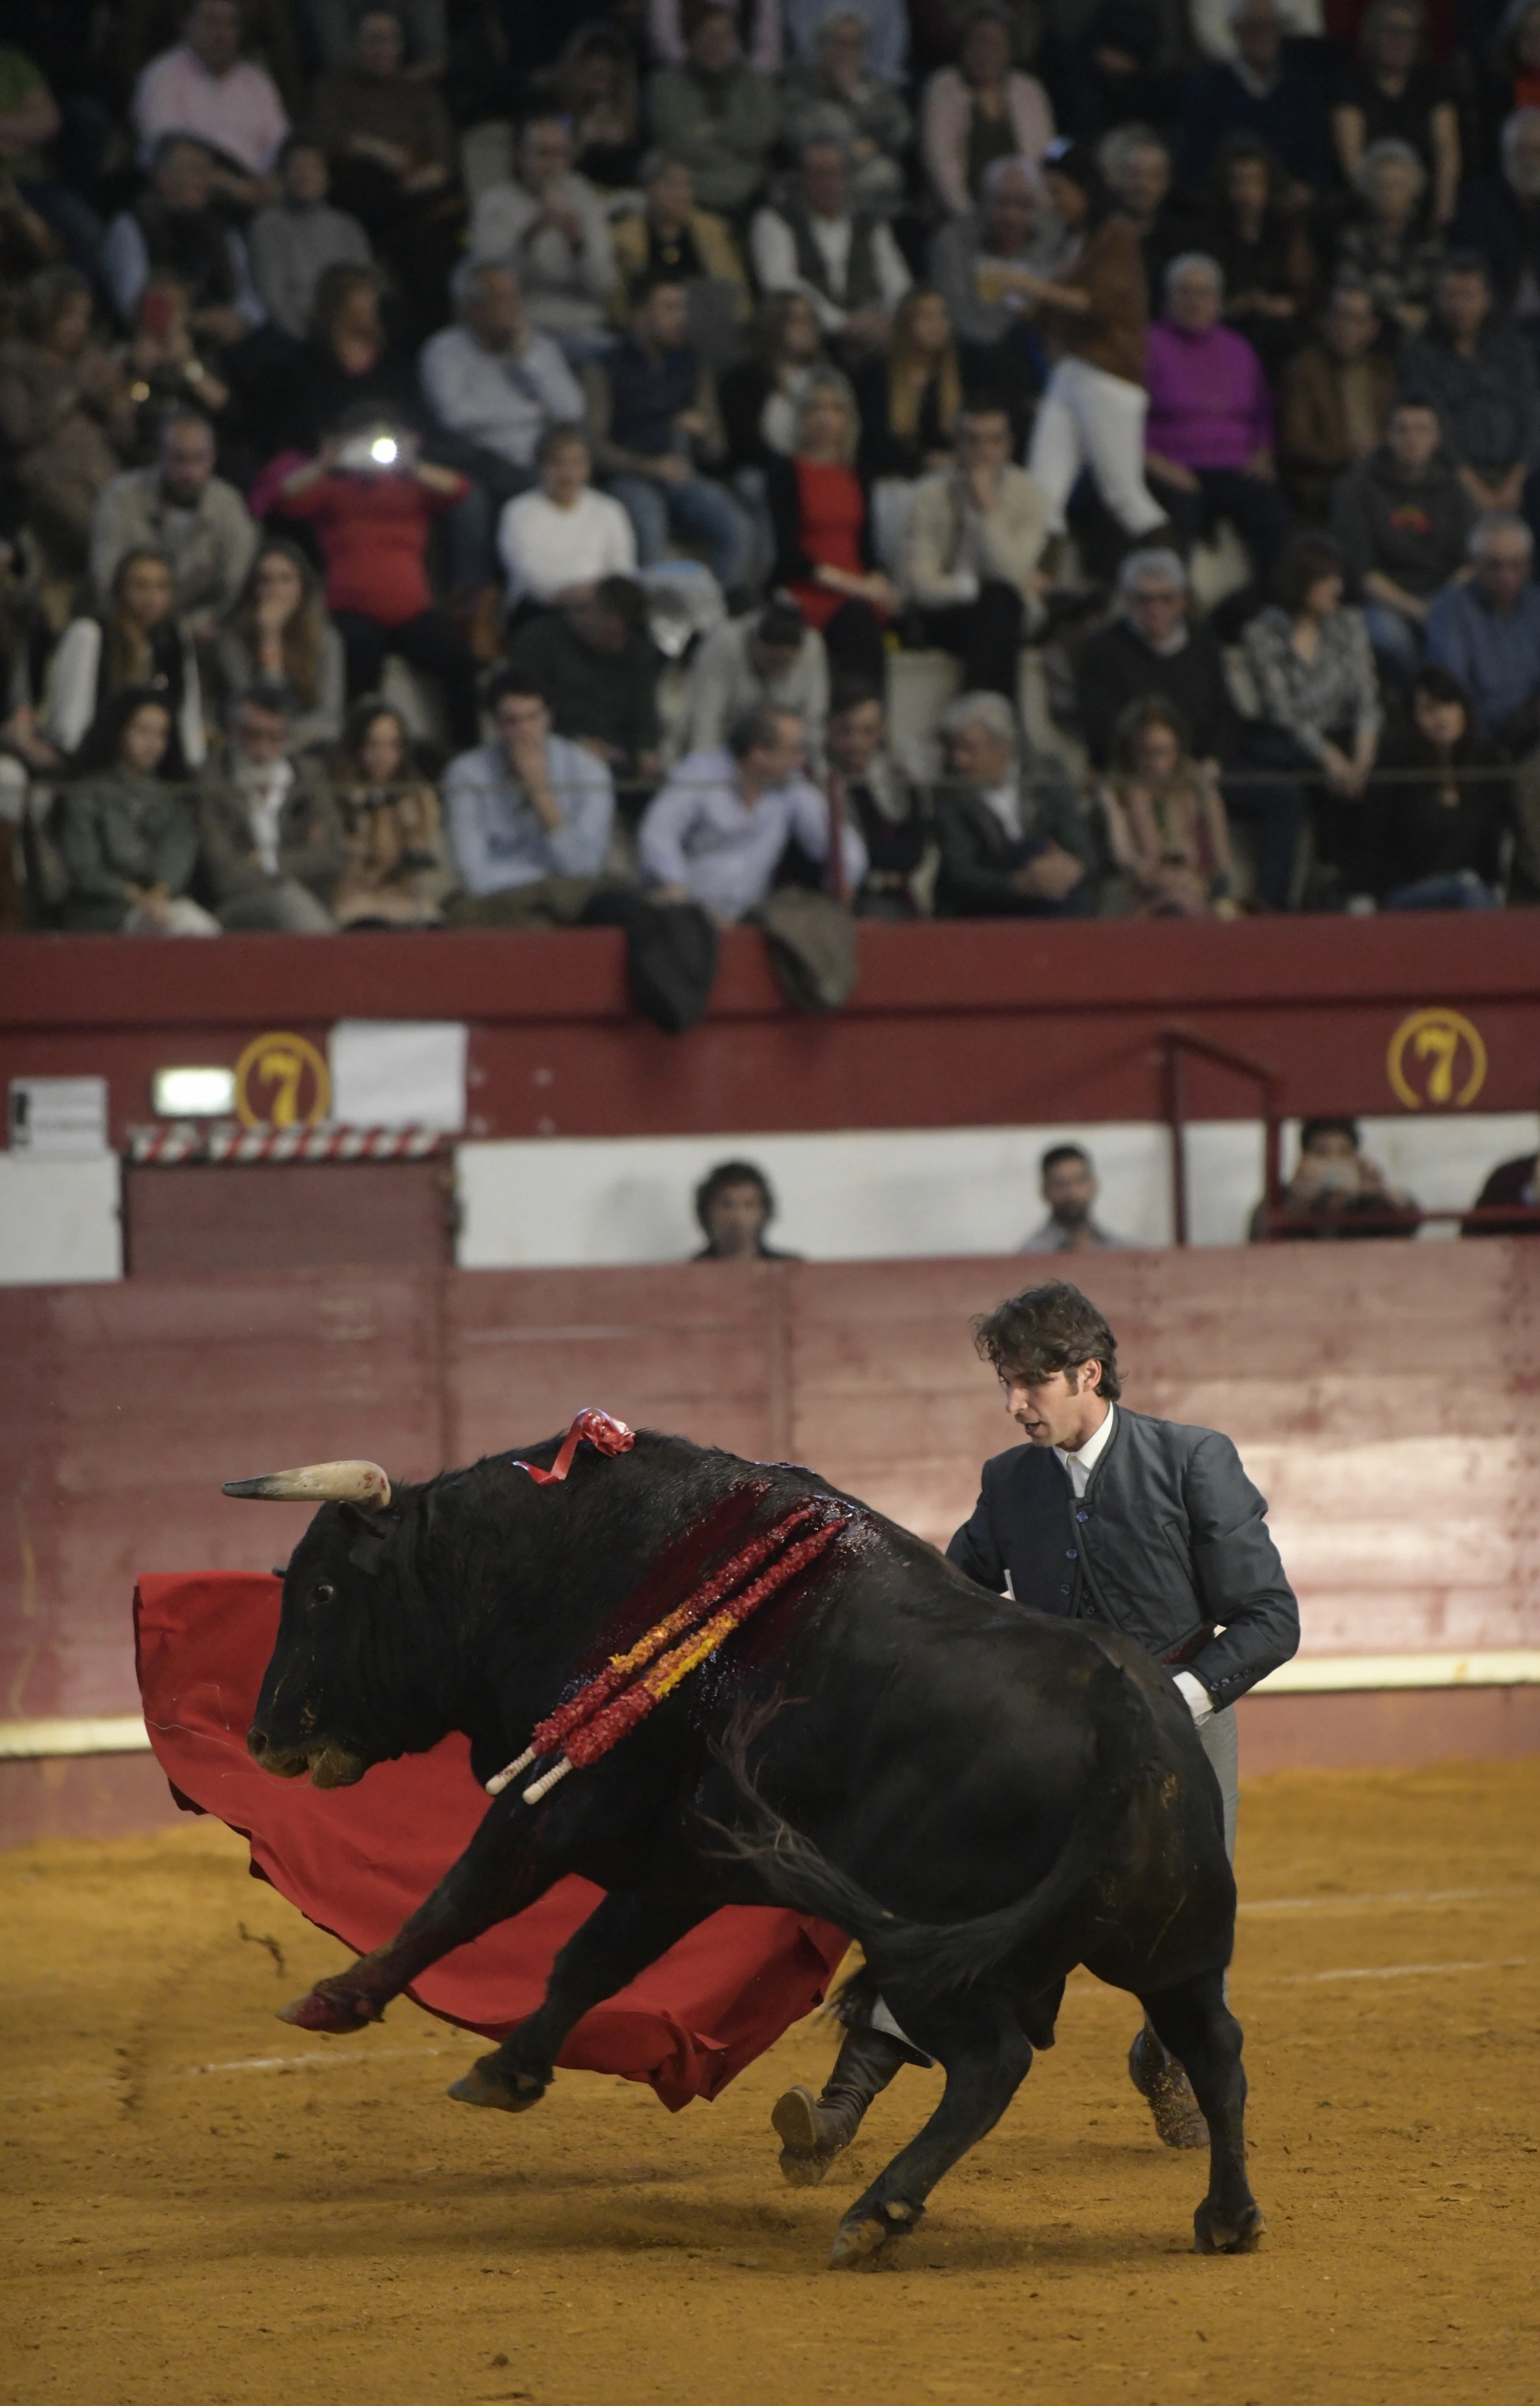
left=4, top=1648, right=1539, bottom=1760
left=0, top=1714, right=150, bottom=1759
left=1254, top=1650, right=1540, bottom=1694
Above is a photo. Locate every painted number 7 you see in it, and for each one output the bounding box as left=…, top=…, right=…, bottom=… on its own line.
left=257, top=1046, right=306, bottom=1127
left=1413, top=1021, right=1459, bottom=1104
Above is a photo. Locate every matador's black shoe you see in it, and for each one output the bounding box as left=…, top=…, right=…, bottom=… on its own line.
left=771, top=2026, right=914, bottom=2187
left=1128, top=2025, right=1210, bottom=2149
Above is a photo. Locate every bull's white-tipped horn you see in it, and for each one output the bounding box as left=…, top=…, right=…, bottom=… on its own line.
left=222, top=1461, right=392, bottom=1508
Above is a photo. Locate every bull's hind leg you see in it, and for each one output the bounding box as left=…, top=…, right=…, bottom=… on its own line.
left=449, top=1887, right=711, bottom=2112
left=1141, top=1969, right=1265, bottom=2256
left=826, top=1988, right=1033, bottom=2272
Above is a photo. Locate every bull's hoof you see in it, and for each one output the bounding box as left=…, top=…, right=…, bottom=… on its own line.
left=772, top=2085, right=836, bottom=2187
left=277, top=1984, right=380, bottom=2034
left=447, top=2053, right=547, bottom=2113
left=1193, top=2200, right=1267, bottom=2255
left=827, top=2214, right=890, bottom=2270
left=1129, top=2028, right=1209, bottom=2150
left=826, top=2200, right=920, bottom=2272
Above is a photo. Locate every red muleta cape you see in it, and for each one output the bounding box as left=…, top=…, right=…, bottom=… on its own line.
left=134, top=1573, right=848, bottom=2111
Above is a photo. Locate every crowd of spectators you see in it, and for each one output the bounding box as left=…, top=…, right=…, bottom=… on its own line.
left=5, top=0, right=1540, bottom=948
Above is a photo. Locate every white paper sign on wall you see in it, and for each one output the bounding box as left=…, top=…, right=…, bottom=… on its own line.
left=8, top=1077, right=109, bottom=1157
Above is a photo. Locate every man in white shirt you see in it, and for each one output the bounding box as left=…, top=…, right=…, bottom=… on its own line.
left=749, top=137, right=910, bottom=352
left=444, top=670, right=615, bottom=925
left=497, top=426, right=637, bottom=610
left=468, top=116, right=615, bottom=360
left=639, top=702, right=866, bottom=921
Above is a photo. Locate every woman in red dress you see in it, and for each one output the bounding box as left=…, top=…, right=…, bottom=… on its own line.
left=764, top=374, right=898, bottom=687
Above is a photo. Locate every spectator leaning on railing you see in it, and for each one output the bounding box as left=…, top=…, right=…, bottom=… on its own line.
left=55, top=685, right=215, bottom=935
left=825, top=682, right=931, bottom=919
left=1367, top=664, right=1510, bottom=911
left=932, top=687, right=1098, bottom=919
left=639, top=702, right=866, bottom=921
left=194, top=683, right=346, bottom=932
left=1424, top=511, right=1540, bottom=895
left=1240, top=531, right=1382, bottom=907
left=443, top=669, right=615, bottom=928
left=327, top=694, right=452, bottom=928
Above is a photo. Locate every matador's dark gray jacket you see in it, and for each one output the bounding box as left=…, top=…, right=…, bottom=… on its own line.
left=946, top=1405, right=1299, bottom=1709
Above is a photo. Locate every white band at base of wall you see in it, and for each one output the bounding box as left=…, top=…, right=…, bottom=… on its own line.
left=1252, top=1651, right=1540, bottom=1696
left=3, top=1651, right=1540, bottom=1762
left=1, top=1715, right=152, bottom=1759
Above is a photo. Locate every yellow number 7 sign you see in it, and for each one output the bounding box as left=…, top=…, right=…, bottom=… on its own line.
left=1385, top=1007, right=1488, bottom=1110
left=233, top=1033, right=331, bottom=1129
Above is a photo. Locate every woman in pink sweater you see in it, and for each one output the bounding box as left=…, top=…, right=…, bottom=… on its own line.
left=1142, top=251, right=1292, bottom=581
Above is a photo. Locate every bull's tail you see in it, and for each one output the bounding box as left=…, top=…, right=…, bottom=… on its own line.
left=711, top=1658, right=1160, bottom=2001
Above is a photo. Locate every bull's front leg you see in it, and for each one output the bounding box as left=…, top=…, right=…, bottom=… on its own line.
left=279, top=1797, right=555, bottom=2034
left=449, top=1886, right=712, bottom=2112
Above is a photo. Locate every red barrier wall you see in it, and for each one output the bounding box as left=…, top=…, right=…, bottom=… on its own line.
left=5, top=1243, right=1538, bottom=1748
left=4, top=914, right=1538, bottom=1142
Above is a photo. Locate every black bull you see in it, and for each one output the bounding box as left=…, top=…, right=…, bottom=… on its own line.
left=243, top=1429, right=1264, bottom=2268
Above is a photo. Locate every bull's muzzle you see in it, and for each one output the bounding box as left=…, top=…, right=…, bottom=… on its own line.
left=247, top=1726, right=367, bottom=1787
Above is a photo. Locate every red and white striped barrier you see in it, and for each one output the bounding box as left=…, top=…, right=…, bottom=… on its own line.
left=125, top=1122, right=456, bottom=1165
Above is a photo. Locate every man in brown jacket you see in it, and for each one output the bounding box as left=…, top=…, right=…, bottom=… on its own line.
left=1278, top=279, right=1396, bottom=521
left=901, top=400, right=1051, bottom=698
left=195, top=685, right=346, bottom=930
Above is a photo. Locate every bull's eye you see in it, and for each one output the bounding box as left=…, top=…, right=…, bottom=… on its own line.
left=313, top=1582, right=336, bottom=1605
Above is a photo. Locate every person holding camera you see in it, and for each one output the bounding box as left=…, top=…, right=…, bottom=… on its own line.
left=275, top=409, right=479, bottom=749
left=1248, top=1116, right=1420, bottom=1240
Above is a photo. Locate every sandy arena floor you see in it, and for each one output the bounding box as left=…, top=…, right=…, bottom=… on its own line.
left=3, top=1759, right=1538, bottom=2406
